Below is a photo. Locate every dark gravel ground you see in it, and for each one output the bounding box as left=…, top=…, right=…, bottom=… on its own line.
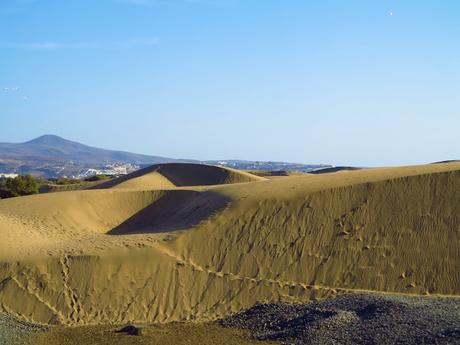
left=0, top=313, right=48, bottom=345
left=220, top=293, right=460, bottom=345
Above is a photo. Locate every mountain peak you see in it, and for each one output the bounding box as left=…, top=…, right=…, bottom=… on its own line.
left=25, top=134, right=69, bottom=145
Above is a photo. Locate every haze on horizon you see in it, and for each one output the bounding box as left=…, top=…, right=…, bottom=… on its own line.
left=1, top=0, right=459, bottom=166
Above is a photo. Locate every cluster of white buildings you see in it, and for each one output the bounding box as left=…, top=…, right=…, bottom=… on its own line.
left=73, top=163, right=139, bottom=179
left=0, top=173, right=19, bottom=179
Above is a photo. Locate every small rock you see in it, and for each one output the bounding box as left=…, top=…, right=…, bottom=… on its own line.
left=116, top=324, right=143, bottom=336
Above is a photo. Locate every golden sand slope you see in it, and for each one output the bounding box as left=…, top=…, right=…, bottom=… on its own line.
left=0, top=162, right=459, bottom=325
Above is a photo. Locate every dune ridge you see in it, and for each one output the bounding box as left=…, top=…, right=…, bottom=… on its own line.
left=0, top=162, right=459, bottom=325
left=91, top=163, right=264, bottom=190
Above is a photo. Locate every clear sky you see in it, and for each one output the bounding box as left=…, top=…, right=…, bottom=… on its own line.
left=1, top=0, right=459, bottom=166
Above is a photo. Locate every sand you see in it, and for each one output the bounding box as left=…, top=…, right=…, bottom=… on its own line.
left=0, top=162, right=459, bottom=326
left=23, top=322, right=273, bottom=345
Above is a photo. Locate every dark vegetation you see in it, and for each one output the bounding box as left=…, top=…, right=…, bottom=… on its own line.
left=84, top=174, right=109, bottom=182
left=55, top=177, right=82, bottom=185
left=0, top=174, right=112, bottom=199
left=0, top=175, right=41, bottom=198
left=51, top=174, right=109, bottom=185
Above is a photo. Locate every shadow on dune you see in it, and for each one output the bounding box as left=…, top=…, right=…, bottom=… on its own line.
left=309, top=166, right=362, bottom=174
left=107, top=190, right=231, bottom=235
left=156, top=163, right=240, bottom=186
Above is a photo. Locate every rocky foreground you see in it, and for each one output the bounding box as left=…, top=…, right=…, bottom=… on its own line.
left=221, top=293, right=460, bottom=345
left=1, top=293, right=460, bottom=344
left=0, top=313, right=48, bottom=345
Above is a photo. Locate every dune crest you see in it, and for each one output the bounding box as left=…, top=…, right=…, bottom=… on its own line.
left=91, top=163, right=265, bottom=190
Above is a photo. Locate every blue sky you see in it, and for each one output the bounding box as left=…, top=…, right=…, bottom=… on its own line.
left=1, top=0, right=459, bottom=166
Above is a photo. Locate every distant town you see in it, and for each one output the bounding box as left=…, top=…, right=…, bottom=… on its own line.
left=0, top=161, right=334, bottom=180
left=0, top=135, right=332, bottom=179
left=71, top=163, right=140, bottom=179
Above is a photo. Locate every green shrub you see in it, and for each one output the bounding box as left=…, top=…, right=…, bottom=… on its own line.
left=56, top=177, right=82, bottom=185
left=0, top=175, right=39, bottom=198
left=84, top=174, right=109, bottom=182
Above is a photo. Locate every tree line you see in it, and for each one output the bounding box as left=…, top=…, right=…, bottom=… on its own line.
left=0, top=174, right=110, bottom=199
left=0, top=175, right=40, bottom=198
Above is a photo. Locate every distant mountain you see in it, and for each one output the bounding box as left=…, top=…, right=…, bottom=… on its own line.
left=0, top=135, right=331, bottom=178
left=0, top=135, right=176, bottom=165
left=0, top=135, right=191, bottom=177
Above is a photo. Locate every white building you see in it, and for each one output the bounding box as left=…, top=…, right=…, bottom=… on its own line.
left=0, top=173, right=19, bottom=179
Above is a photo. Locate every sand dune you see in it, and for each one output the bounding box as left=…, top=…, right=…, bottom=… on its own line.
left=0, top=162, right=459, bottom=325
left=92, top=163, right=264, bottom=190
